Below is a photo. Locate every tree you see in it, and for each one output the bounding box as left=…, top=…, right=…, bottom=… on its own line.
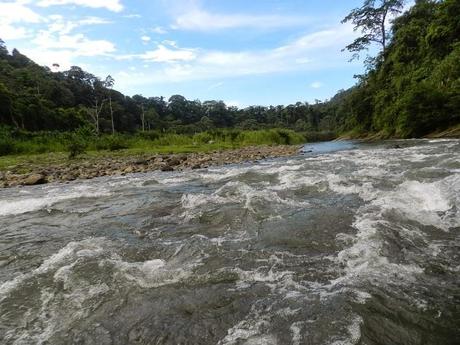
left=342, top=0, right=405, bottom=60
left=87, top=78, right=106, bottom=135
left=0, top=38, right=8, bottom=58
left=104, top=75, right=115, bottom=134
left=145, top=108, right=159, bottom=130
left=0, top=82, right=17, bottom=127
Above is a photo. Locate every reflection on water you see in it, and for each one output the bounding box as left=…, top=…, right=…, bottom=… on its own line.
left=0, top=139, right=459, bottom=345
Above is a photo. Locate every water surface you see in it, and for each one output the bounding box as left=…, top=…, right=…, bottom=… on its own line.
left=0, top=139, right=459, bottom=345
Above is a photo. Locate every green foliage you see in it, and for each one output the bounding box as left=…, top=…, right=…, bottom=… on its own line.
left=67, top=133, right=87, bottom=159
left=1, top=0, right=457, bottom=141
left=95, top=134, right=130, bottom=151
left=0, top=39, right=337, bottom=137
left=338, top=0, right=460, bottom=137
left=138, top=130, right=161, bottom=141
left=236, top=129, right=304, bottom=146
left=342, top=0, right=406, bottom=60
left=302, top=131, right=337, bottom=142
left=0, top=129, right=306, bottom=158
left=0, top=126, right=15, bottom=156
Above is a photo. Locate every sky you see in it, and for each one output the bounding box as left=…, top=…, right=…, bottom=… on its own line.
left=1, top=0, right=381, bottom=107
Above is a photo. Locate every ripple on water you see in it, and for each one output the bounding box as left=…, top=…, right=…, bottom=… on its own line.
left=0, top=139, right=459, bottom=345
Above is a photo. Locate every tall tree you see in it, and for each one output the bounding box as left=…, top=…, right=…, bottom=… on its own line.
left=342, top=0, right=405, bottom=60
left=104, top=75, right=115, bottom=134
left=87, top=77, right=105, bottom=135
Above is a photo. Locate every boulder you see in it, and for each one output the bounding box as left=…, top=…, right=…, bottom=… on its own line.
left=23, top=173, right=46, bottom=185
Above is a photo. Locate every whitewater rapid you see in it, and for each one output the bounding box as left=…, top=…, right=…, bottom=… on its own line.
left=0, top=139, right=459, bottom=345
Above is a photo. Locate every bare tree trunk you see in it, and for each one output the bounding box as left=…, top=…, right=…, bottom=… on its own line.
left=381, top=10, right=388, bottom=58
left=109, top=95, right=114, bottom=135
left=91, top=99, right=105, bottom=135
left=141, top=105, right=145, bottom=132
left=94, top=102, right=99, bottom=135
left=8, top=104, right=19, bottom=129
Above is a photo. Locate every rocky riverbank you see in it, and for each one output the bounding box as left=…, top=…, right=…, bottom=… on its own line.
left=335, top=125, right=460, bottom=141
left=0, top=145, right=302, bottom=188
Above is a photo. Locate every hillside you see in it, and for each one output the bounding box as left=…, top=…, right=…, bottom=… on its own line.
left=0, top=0, right=459, bottom=140
left=0, top=41, right=335, bottom=136
left=338, top=0, right=460, bottom=137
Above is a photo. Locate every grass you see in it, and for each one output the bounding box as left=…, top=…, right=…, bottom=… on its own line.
left=0, top=128, right=307, bottom=172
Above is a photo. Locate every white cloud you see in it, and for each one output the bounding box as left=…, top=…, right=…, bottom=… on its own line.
left=11, top=13, right=115, bottom=70
left=140, top=44, right=196, bottom=63
left=152, top=26, right=168, bottom=34
left=33, top=32, right=115, bottom=56
left=44, top=15, right=111, bottom=35
left=0, top=24, right=30, bottom=40
left=0, top=1, right=42, bottom=40
left=117, top=40, right=196, bottom=63
left=0, top=1, right=42, bottom=23
left=141, top=35, right=151, bottom=43
left=79, top=17, right=112, bottom=25
left=115, top=24, right=357, bottom=88
left=310, top=81, right=323, bottom=89
left=37, top=0, right=123, bottom=12
left=172, top=9, right=309, bottom=31
left=124, top=14, right=141, bottom=19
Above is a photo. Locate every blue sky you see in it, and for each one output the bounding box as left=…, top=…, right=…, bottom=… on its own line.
left=1, top=0, right=379, bottom=107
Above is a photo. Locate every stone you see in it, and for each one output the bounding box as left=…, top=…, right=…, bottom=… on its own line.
left=167, top=158, right=181, bottom=166
left=161, top=165, right=174, bottom=172
left=23, top=173, right=46, bottom=185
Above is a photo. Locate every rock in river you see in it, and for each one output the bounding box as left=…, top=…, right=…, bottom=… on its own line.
left=23, top=173, right=47, bottom=185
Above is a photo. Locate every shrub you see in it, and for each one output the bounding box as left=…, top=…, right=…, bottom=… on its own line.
left=0, top=137, right=15, bottom=156
left=193, top=132, right=213, bottom=144
left=95, top=135, right=130, bottom=151
left=138, top=130, right=161, bottom=141
left=302, top=131, right=337, bottom=142
left=0, top=126, right=16, bottom=155
left=67, top=134, right=87, bottom=159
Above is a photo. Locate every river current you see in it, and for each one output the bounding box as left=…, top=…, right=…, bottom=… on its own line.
left=0, top=139, right=459, bottom=345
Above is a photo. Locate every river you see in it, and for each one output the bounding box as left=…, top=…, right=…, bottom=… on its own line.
left=0, top=139, right=459, bottom=345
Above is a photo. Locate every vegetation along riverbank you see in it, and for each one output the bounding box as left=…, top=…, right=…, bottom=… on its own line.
left=0, top=0, right=459, bottom=187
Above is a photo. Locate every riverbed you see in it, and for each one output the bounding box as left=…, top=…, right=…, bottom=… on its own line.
left=0, top=139, right=459, bottom=344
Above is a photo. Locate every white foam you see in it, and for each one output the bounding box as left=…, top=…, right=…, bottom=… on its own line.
left=216, top=181, right=309, bottom=211
left=105, top=258, right=191, bottom=289
left=290, top=322, right=304, bottom=345
left=179, top=180, right=310, bottom=221
left=218, top=314, right=276, bottom=345
left=0, top=185, right=112, bottom=216
left=331, top=175, right=460, bottom=291
left=374, top=176, right=459, bottom=230
left=329, top=315, right=363, bottom=345
left=0, top=238, right=106, bottom=299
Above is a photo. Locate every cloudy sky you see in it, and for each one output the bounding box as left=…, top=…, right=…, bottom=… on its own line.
left=1, top=0, right=378, bottom=106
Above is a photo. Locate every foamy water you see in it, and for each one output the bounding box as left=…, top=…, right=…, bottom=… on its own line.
left=0, top=139, right=459, bottom=345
